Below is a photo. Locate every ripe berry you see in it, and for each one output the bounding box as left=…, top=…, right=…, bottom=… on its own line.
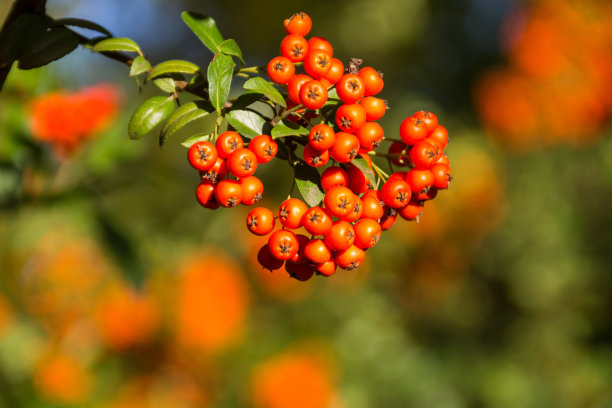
left=248, top=134, right=278, bottom=164
left=341, top=195, right=363, bottom=223
left=431, top=164, right=452, bottom=189
left=360, top=96, right=386, bottom=121
left=246, top=207, right=275, bottom=235
left=278, top=198, right=308, bottom=229
left=321, top=167, right=349, bottom=192
left=361, top=194, right=384, bottom=220
left=188, top=141, right=218, bottom=171
left=399, top=116, right=428, bottom=145
left=346, top=164, right=372, bottom=195
left=355, top=122, right=384, bottom=151
left=195, top=181, right=218, bottom=209
left=379, top=206, right=398, bottom=230
left=268, top=229, right=299, bottom=260
left=307, top=37, right=333, bottom=56
left=354, top=218, right=382, bottom=249
left=381, top=178, right=411, bottom=208
left=313, top=259, right=337, bottom=276
left=304, top=49, right=332, bottom=78
left=324, top=220, right=356, bottom=251
left=388, top=142, right=410, bottom=166
left=323, top=58, right=344, bottom=84
left=267, top=56, right=295, bottom=84
left=288, top=234, right=311, bottom=264
left=240, top=175, right=264, bottom=205
left=358, top=67, right=384, bottom=96
left=285, top=261, right=315, bottom=281
left=308, top=124, right=335, bottom=151
left=216, top=131, right=244, bottom=159
left=398, top=199, right=423, bottom=221
left=299, top=80, right=328, bottom=110
left=336, top=74, right=365, bottom=104
left=409, top=140, right=438, bottom=170
left=280, top=34, right=308, bottom=63
left=302, top=206, right=333, bottom=235
left=304, top=239, right=332, bottom=264
left=215, top=179, right=243, bottom=207
left=324, top=186, right=356, bottom=218
left=428, top=125, right=449, bottom=150
left=303, top=144, right=330, bottom=167
left=413, top=111, right=438, bottom=132
left=334, top=245, right=365, bottom=270
left=200, top=156, right=228, bottom=183
left=227, top=148, right=257, bottom=178
left=405, top=168, right=434, bottom=194
left=284, top=12, right=312, bottom=36
left=287, top=74, right=312, bottom=104
left=329, top=132, right=359, bottom=163
left=335, top=103, right=366, bottom=133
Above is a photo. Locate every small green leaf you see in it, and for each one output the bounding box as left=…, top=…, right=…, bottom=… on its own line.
left=181, top=11, right=224, bottom=54
left=0, top=14, right=48, bottom=63
left=181, top=133, right=212, bottom=148
left=53, top=18, right=112, bottom=37
left=130, top=55, right=151, bottom=76
left=208, top=53, right=234, bottom=114
left=149, top=59, right=200, bottom=79
left=189, top=72, right=207, bottom=88
left=271, top=120, right=309, bottom=139
left=351, top=156, right=377, bottom=187
left=244, top=77, right=285, bottom=107
left=128, top=96, right=176, bottom=140
left=226, top=109, right=267, bottom=139
left=92, top=37, right=140, bottom=54
left=153, top=78, right=176, bottom=93
left=294, top=161, right=324, bottom=207
left=18, top=26, right=79, bottom=69
left=218, top=39, right=244, bottom=64
left=327, top=87, right=339, bottom=100
left=231, top=93, right=263, bottom=110
left=159, top=101, right=212, bottom=146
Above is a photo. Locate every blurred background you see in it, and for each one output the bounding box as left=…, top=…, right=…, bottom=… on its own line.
left=1, top=0, right=612, bottom=407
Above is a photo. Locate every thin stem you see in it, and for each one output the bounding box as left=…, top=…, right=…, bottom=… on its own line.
left=372, top=162, right=389, bottom=182
left=382, top=137, right=404, bottom=144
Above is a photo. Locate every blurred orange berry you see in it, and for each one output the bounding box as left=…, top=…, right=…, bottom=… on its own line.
left=251, top=348, right=336, bottom=408
left=175, top=253, right=249, bottom=353
left=34, top=351, right=93, bottom=404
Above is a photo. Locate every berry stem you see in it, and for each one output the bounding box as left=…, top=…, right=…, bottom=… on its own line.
left=381, top=137, right=404, bottom=144
left=371, top=162, right=389, bottom=182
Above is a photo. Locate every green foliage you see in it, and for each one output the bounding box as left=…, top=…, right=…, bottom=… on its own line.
left=181, top=11, right=224, bottom=54
left=294, top=161, right=324, bottom=207
left=207, top=53, right=234, bottom=114
left=159, top=101, right=212, bottom=146
left=271, top=120, right=309, bottom=139
left=91, top=37, right=141, bottom=54
left=128, top=96, right=176, bottom=140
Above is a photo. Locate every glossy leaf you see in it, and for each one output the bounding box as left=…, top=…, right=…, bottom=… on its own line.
left=159, top=101, right=212, bottom=146
left=181, top=11, right=224, bottom=54
left=92, top=37, right=140, bottom=54
left=294, top=161, right=324, bottom=207
left=0, top=14, right=48, bottom=63
left=153, top=78, right=176, bottom=93
left=207, top=53, right=234, bottom=114
left=128, top=96, right=176, bottom=140
left=271, top=120, right=309, bottom=139
left=54, top=18, right=112, bottom=37
left=226, top=109, right=267, bottom=139
left=130, top=55, right=151, bottom=76
left=351, top=156, right=377, bottom=187
left=18, top=26, right=79, bottom=69
left=218, top=39, right=244, bottom=65
left=181, top=133, right=212, bottom=148
left=149, top=59, right=199, bottom=80
left=244, top=77, right=285, bottom=107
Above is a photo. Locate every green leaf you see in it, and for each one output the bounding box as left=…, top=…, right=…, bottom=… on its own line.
left=181, top=133, right=212, bottom=148
left=181, top=11, right=224, bottom=54
left=92, top=37, right=140, bottom=54
left=18, top=26, right=79, bottom=69
left=218, top=39, right=244, bottom=65
left=294, top=161, right=324, bottom=207
left=207, top=53, right=234, bottom=114
left=159, top=101, right=212, bottom=146
left=153, top=78, right=176, bottom=93
left=231, top=93, right=263, bottom=110
left=148, top=59, right=200, bottom=79
left=130, top=55, right=151, bottom=76
left=244, top=77, right=285, bottom=107
left=0, top=14, right=48, bottom=64
left=53, top=18, right=112, bottom=37
left=351, top=156, right=377, bottom=187
left=128, top=96, right=176, bottom=140
left=226, top=109, right=267, bottom=139
left=271, top=120, right=309, bottom=139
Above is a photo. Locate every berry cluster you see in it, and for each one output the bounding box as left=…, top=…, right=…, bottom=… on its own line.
left=189, top=132, right=278, bottom=209
left=191, top=12, right=452, bottom=281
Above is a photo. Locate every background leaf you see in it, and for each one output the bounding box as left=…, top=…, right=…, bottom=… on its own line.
left=128, top=96, right=176, bottom=140
left=294, top=161, right=324, bottom=207
left=159, top=101, right=212, bottom=146
left=17, top=26, right=79, bottom=69
left=243, top=77, right=285, bottom=107
left=148, top=60, right=199, bottom=79
left=207, top=53, right=234, bottom=114
left=0, top=14, right=49, bottom=63
left=271, top=120, right=309, bottom=139
left=226, top=109, right=267, bottom=138
left=130, top=56, right=151, bottom=77
left=92, top=37, right=140, bottom=53
left=218, top=39, right=245, bottom=65
left=53, top=18, right=112, bottom=37
left=181, top=11, right=224, bottom=54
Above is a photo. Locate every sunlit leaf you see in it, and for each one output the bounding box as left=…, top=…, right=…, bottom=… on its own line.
left=294, top=161, right=324, bottom=207
left=181, top=133, right=212, bottom=148
left=207, top=53, right=234, bottom=114
left=181, top=11, right=224, bottom=54
left=218, top=38, right=244, bottom=65
left=226, top=109, right=267, bottom=139
left=153, top=78, right=176, bottom=93
left=351, top=156, right=377, bottom=187
left=271, top=120, right=308, bottom=139
left=149, top=59, right=199, bottom=79
left=130, top=55, right=150, bottom=76
left=159, top=101, right=212, bottom=146
left=128, top=96, right=176, bottom=140
left=244, top=77, right=285, bottom=107
left=92, top=37, right=140, bottom=53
